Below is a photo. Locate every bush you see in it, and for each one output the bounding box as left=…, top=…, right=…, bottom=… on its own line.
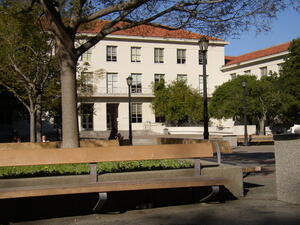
left=0, top=160, right=193, bottom=178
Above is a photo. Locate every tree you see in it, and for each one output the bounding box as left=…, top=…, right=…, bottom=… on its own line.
left=13, top=0, right=293, bottom=147
left=277, top=38, right=300, bottom=126
left=0, top=4, right=59, bottom=142
left=152, top=80, right=203, bottom=126
left=209, top=75, right=281, bottom=135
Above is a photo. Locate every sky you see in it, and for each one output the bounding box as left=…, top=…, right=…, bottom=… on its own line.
left=225, top=7, right=300, bottom=56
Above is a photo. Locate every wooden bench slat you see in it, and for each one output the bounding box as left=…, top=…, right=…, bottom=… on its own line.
left=0, top=176, right=228, bottom=199
left=0, top=143, right=214, bottom=167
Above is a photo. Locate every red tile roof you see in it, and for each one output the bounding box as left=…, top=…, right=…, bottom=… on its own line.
left=78, top=20, right=221, bottom=41
left=224, top=42, right=290, bottom=66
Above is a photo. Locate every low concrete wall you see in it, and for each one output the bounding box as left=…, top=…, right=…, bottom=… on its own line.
left=275, top=136, right=300, bottom=204
left=0, top=140, right=119, bottom=150
left=157, top=138, right=232, bottom=153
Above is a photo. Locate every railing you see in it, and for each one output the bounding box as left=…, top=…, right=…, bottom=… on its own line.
left=79, top=87, right=154, bottom=97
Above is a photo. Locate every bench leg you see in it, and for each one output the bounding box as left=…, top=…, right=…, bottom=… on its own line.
left=194, top=159, right=201, bottom=176
left=90, top=163, right=98, bottom=183
left=93, top=192, right=108, bottom=212
left=213, top=142, right=222, bottom=165
left=199, top=185, right=220, bottom=202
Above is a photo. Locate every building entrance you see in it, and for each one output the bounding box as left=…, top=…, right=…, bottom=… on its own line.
left=106, top=103, right=119, bottom=130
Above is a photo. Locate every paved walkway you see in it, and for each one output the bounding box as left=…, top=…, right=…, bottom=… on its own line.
left=8, top=144, right=300, bottom=225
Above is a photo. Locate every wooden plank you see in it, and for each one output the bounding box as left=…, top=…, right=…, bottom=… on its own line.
left=0, top=143, right=213, bottom=167
left=0, top=176, right=228, bottom=199
left=242, top=166, right=261, bottom=173
left=211, top=140, right=232, bottom=154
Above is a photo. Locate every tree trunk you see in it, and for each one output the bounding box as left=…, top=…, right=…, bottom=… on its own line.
left=59, top=48, right=80, bottom=148
left=29, top=110, right=36, bottom=142
left=258, top=115, right=266, bottom=135
left=36, top=95, right=42, bottom=142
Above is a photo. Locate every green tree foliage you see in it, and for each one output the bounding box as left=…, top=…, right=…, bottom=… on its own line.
left=209, top=75, right=281, bottom=134
left=277, top=38, right=300, bottom=125
left=152, top=80, right=203, bottom=126
left=0, top=3, right=59, bottom=142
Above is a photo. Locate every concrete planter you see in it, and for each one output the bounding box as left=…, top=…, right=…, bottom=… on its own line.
left=275, top=134, right=300, bottom=204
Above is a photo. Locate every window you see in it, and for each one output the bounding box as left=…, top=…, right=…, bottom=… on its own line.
left=278, top=63, right=284, bottom=73
left=154, top=48, right=164, bottom=63
left=132, top=103, right=142, bottom=123
left=177, top=49, right=186, bottom=64
left=260, top=67, right=267, bottom=77
left=81, top=104, right=93, bottom=130
left=79, top=72, right=93, bottom=94
left=106, top=46, right=117, bottom=61
left=107, top=73, right=118, bottom=94
left=131, top=47, right=141, bottom=62
left=154, top=74, right=165, bottom=83
left=81, top=49, right=92, bottom=62
left=199, top=50, right=208, bottom=65
left=177, top=74, right=187, bottom=82
left=244, top=70, right=251, bottom=74
left=131, top=73, right=142, bottom=93
left=230, top=73, right=237, bottom=80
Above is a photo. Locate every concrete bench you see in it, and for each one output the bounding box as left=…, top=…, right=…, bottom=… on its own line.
left=0, top=142, right=229, bottom=210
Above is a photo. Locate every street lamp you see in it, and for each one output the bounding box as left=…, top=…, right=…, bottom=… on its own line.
left=126, top=76, right=133, bottom=145
left=242, top=81, right=249, bottom=146
left=198, top=36, right=209, bottom=140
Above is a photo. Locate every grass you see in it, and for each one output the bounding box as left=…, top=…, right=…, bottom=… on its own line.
left=0, top=160, right=193, bottom=179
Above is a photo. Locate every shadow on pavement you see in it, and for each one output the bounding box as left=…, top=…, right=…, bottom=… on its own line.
left=0, top=187, right=235, bottom=224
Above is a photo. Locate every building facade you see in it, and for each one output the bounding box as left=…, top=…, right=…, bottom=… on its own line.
left=77, top=23, right=228, bottom=135
left=221, top=42, right=290, bottom=80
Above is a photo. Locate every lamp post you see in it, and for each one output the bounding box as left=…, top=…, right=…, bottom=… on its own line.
left=198, top=37, right=209, bottom=140
left=126, top=76, right=133, bottom=145
left=242, top=81, right=249, bottom=146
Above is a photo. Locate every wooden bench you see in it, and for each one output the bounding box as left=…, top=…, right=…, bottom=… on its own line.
left=0, top=142, right=229, bottom=209
left=237, top=135, right=274, bottom=145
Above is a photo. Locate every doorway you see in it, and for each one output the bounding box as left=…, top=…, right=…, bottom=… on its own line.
left=106, top=103, right=119, bottom=130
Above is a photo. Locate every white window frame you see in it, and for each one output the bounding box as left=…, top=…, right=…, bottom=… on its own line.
left=244, top=70, right=251, bottom=75
left=260, top=67, right=268, bottom=77
left=131, top=73, right=142, bottom=93
left=154, top=74, right=165, bottom=83
left=177, top=49, right=186, bottom=64
left=80, top=72, right=93, bottom=94
left=80, top=49, right=92, bottom=62
left=132, top=103, right=142, bottom=123
left=230, top=73, right=237, bottom=80
left=177, top=74, right=187, bottom=82
left=131, top=47, right=141, bottom=62
left=154, top=48, right=164, bottom=63
left=107, top=73, right=118, bottom=94
left=80, top=103, right=94, bottom=130
left=106, top=46, right=117, bottom=62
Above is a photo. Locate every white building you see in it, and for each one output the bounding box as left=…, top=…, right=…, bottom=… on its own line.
left=77, top=22, right=228, bottom=136
left=221, top=42, right=290, bottom=80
